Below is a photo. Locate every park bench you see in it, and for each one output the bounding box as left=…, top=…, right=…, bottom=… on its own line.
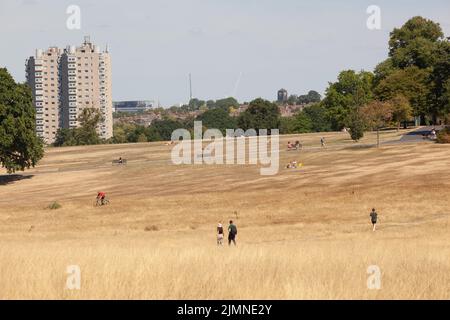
left=112, top=159, right=127, bottom=165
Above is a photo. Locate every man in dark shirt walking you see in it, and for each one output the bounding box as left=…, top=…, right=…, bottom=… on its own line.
left=228, top=220, right=237, bottom=246
left=370, top=208, right=378, bottom=232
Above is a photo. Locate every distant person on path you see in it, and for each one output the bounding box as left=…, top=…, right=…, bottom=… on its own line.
left=430, top=128, right=437, bottom=140
left=320, top=137, right=326, bottom=148
left=370, top=208, right=378, bottom=231
left=217, top=223, right=224, bottom=246
left=228, top=220, right=237, bottom=246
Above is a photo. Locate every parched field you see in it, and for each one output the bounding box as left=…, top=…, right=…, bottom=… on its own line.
left=0, top=129, right=450, bottom=299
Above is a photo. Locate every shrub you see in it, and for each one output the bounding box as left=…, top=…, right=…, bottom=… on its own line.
left=144, top=225, right=159, bottom=232
left=436, top=127, right=450, bottom=143
left=48, top=201, right=62, bottom=210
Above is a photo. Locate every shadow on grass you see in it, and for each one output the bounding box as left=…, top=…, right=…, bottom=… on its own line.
left=0, top=174, right=34, bottom=186
left=342, top=144, right=376, bottom=151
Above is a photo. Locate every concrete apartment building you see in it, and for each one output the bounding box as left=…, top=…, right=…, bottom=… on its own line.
left=26, top=37, right=113, bottom=144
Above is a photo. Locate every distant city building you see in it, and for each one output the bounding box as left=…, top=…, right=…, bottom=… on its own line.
left=113, top=100, right=154, bottom=113
left=277, top=88, right=288, bottom=103
left=25, top=36, right=113, bottom=144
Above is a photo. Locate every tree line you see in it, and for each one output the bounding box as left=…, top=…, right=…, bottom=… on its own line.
left=56, top=16, right=450, bottom=146
left=1, top=16, right=449, bottom=172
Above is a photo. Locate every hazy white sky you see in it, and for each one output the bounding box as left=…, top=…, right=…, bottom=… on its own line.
left=1, top=0, right=449, bottom=106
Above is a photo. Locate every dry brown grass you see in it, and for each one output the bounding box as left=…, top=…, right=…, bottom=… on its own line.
left=0, top=129, right=449, bottom=299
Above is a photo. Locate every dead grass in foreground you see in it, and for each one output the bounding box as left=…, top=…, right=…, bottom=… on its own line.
left=0, top=130, right=449, bottom=299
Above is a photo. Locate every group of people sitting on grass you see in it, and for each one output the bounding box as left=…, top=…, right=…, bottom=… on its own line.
left=287, top=141, right=302, bottom=151
left=286, top=160, right=302, bottom=169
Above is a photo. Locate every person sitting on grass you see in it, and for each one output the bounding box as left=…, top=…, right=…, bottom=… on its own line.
left=287, top=141, right=293, bottom=150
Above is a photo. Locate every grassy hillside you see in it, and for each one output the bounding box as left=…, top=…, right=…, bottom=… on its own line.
left=0, top=129, right=449, bottom=299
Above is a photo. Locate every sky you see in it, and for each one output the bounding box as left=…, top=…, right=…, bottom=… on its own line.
left=0, top=0, right=449, bottom=106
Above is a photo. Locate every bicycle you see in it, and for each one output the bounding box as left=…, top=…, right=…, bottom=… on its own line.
left=94, top=197, right=110, bottom=207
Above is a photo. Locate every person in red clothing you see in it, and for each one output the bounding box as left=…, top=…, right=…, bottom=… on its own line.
left=97, top=191, right=106, bottom=205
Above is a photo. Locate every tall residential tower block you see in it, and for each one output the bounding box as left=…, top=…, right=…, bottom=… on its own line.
left=26, top=37, right=113, bottom=144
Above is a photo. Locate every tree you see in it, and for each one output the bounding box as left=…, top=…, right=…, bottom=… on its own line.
left=297, top=90, right=322, bottom=104
left=373, top=58, right=396, bottom=87
left=372, top=17, right=449, bottom=124
left=374, top=66, right=430, bottom=119
left=306, top=90, right=322, bottom=103
left=347, top=108, right=366, bottom=141
left=188, top=98, right=206, bottom=111
left=287, top=95, right=298, bottom=106
left=196, top=108, right=236, bottom=134
left=137, top=133, right=148, bottom=143
left=54, top=108, right=103, bottom=146
left=279, top=117, right=296, bottom=134
left=302, top=103, right=332, bottom=132
left=389, top=16, right=444, bottom=69
left=279, top=113, right=312, bottom=134
left=292, top=112, right=313, bottom=133
left=54, top=128, right=77, bottom=146
left=237, top=98, right=280, bottom=133
left=144, top=126, right=162, bottom=142
left=322, top=70, right=374, bottom=130
left=76, top=108, right=103, bottom=145
left=151, top=119, right=184, bottom=141
left=390, top=94, right=413, bottom=130
left=213, top=97, right=239, bottom=112
left=428, top=40, right=450, bottom=120
left=360, top=101, right=393, bottom=147
left=112, top=125, right=128, bottom=144
left=0, top=68, right=44, bottom=173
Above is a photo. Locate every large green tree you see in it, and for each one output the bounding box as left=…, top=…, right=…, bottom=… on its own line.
left=151, top=119, right=185, bottom=141
left=302, top=103, right=332, bottom=132
left=429, top=40, right=450, bottom=120
left=279, top=112, right=313, bottom=134
left=196, top=108, right=236, bottom=134
left=212, top=97, right=239, bottom=112
left=237, top=98, right=280, bottom=133
left=298, top=90, right=322, bottom=104
left=389, top=16, right=444, bottom=69
left=322, top=70, right=374, bottom=130
left=0, top=68, right=44, bottom=173
left=54, top=108, right=103, bottom=146
left=375, top=16, right=449, bottom=123
left=374, top=66, right=430, bottom=117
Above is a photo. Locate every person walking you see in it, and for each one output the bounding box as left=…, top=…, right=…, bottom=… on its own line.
left=228, top=220, right=237, bottom=246
left=370, top=208, right=378, bottom=232
left=320, top=137, right=326, bottom=148
left=217, top=223, right=224, bottom=246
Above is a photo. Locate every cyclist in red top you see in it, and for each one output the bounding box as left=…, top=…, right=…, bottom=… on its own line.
left=97, top=191, right=106, bottom=205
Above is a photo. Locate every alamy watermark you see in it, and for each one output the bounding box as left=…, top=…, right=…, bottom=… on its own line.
left=367, top=265, right=381, bottom=290
left=66, top=265, right=81, bottom=290
left=366, top=5, right=381, bottom=30
left=170, top=121, right=279, bottom=176
left=66, top=5, right=81, bottom=30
